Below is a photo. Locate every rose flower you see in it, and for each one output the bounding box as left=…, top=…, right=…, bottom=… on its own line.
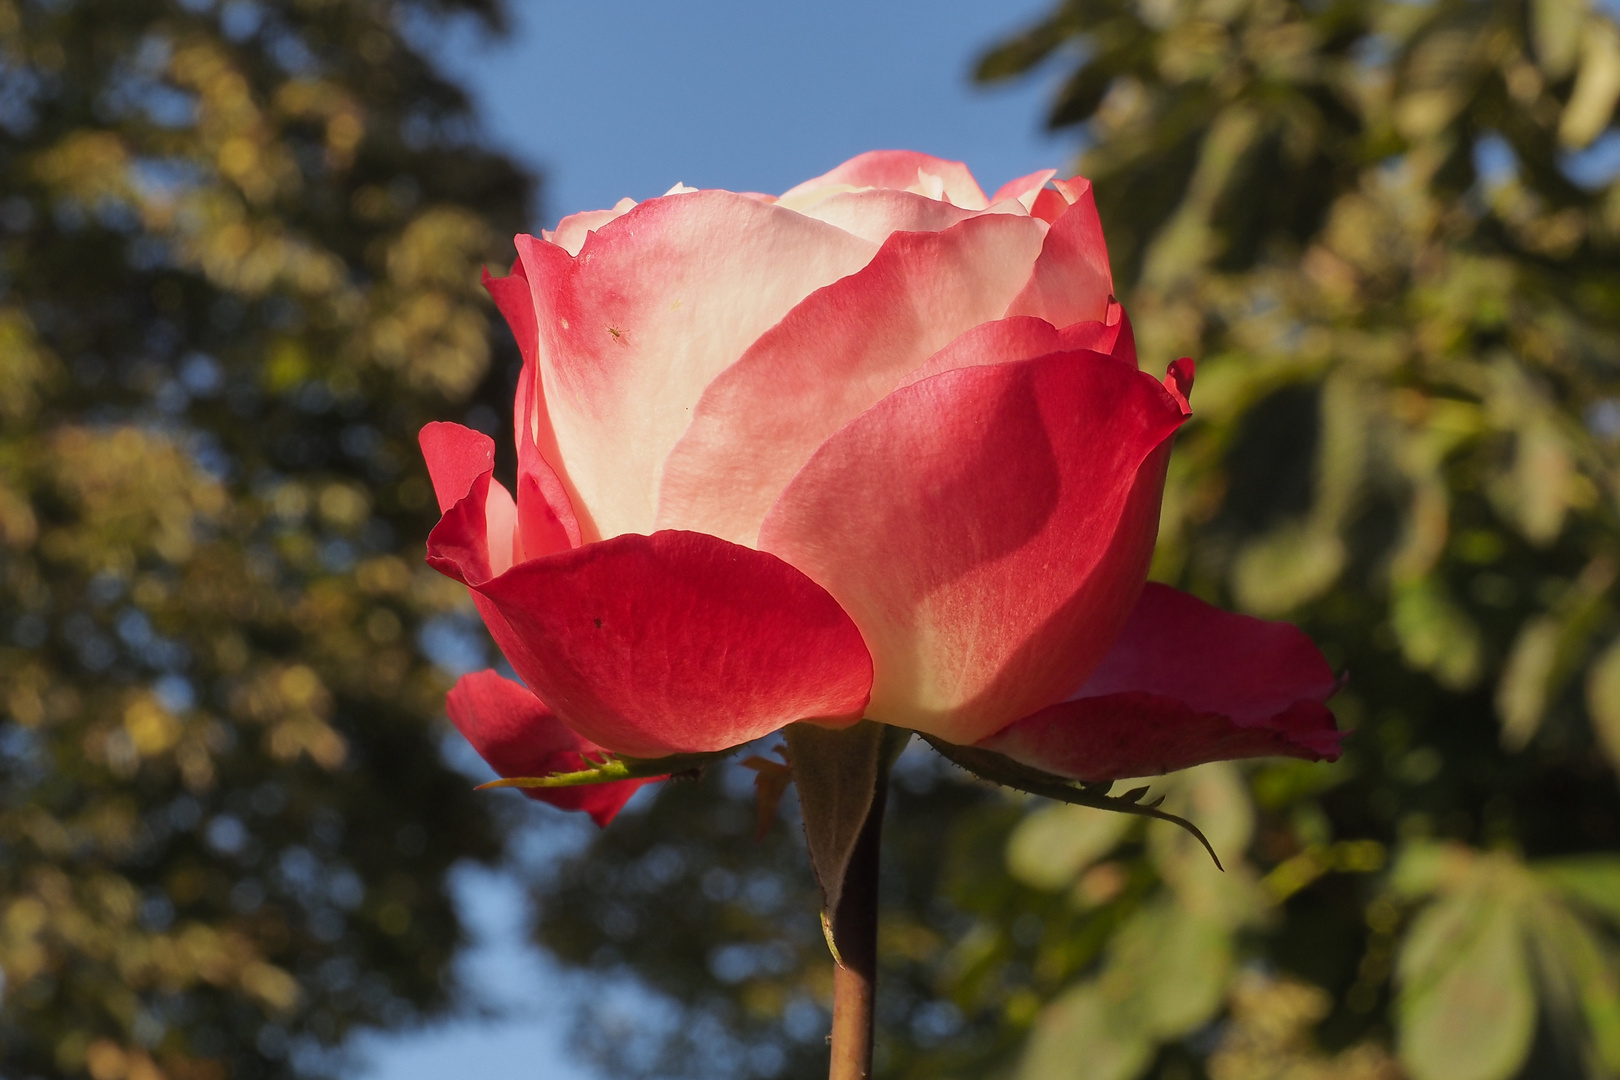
left=420, top=151, right=1342, bottom=826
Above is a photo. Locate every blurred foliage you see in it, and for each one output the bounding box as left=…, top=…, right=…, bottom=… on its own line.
left=0, top=0, right=531, bottom=1077
left=524, top=0, right=1620, bottom=1076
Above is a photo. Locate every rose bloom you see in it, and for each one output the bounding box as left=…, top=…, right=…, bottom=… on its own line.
left=421, top=151, right=1342, bottom=825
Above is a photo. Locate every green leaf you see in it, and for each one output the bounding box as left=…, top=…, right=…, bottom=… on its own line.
left=1523, top=892, right=1620, bottom=1072
left=1391, top=577, right=1483, bottom=690
left=1049, top=60, right=1119, bottom=129
left=1006, top=803, right=1132, bottom=891
left=1108, top=901, right=1233, bottom=1037
left=1585, top=636, right=1620, bottom=773
left=1498, top=614, right=1561, bottom=751
left=974, top=20, right=1067, bottom=82
left=1390, top=842, right=1482, bottom=933
left=1398, top=890, right=1536, bottom=1080
left=1231, top=522, right=1347, bottom=616
left=1017, top=983, right=1153, bottom=1080
left=1559, top=19, right=1620, bottom=147
left=1537, top=856, right=1620, bottom=926
left=1531, top=0, right=1586, bottom=79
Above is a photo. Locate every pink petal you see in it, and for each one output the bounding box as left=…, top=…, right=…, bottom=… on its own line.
left=472, top=530, right=874, bottom=759
left=511, top=348, right=581, bottom=560
left=481, top=261, right=538, bottom=370
left=976, top=584, right=1344, bottom=780
left=779, top=150, right=990, bottom=209
left=1029, top=188, right=1070, bottom=224
left=1007, top=177, right=1114, bottom=327
left=758, top=351, right=1189, bottom=746
left=421, top=421, right=495, bottom=514
left=991, top=169, right=1059, bottom=209
left=657, top=213, right=1049, bottom=546
left=447, top=670, right=655, bottom=827
left=895, top=308, right=1132, bottom=393
left=482, top=259, right=582, bottom=559
left=420, top=423, right=517, bottom=581
left=788, top=188, right=983, bottom=244
left=417, top=428, right=591, bottom=740
left=514, top=192, right=878, bottom=540
left=546, top=197, right=637, bottom=256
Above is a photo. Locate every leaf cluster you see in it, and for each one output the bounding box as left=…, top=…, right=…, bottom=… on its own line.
left=0, top=1, right=532, bottom=1077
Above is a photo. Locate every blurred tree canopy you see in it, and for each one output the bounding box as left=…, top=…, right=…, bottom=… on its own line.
left=0, top=1, right=530, bottom=1077
left=524, top=0, right=1620, bottom=1077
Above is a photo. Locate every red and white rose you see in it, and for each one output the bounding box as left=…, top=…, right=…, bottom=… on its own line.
left=420, top=151, right=1342, bottom=824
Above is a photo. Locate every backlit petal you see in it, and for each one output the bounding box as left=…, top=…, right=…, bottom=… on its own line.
left=473, top=530, right=874, bottom=758
left=447, top=670, right=655, bottom=826
left=976, top=584, right=1343, bottom=779
left=657, top=213, right=1048, bottom=546
left=759, top=351, right=1188, bottom=744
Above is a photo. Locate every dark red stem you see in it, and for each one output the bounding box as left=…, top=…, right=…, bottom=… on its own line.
left=828, top=766, right=887, bottom=1080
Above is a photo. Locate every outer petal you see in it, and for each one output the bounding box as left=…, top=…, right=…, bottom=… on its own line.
left=482, top=260, right=538, bottom=370
left=515, top=192, right=878, bottom=540
left=758, top=350, right=1189, bottom=745
left=447, top=671, right=655, bottom=827
left=1006, top=177, right=1114, bottom=327
left=976, top=584, right=1344, bottom=780
left=656, top=213, right=1048, bottom=546
left=778, top=150, right=990, bottom=209
left=473, top=530, right=873, bottom=759
left=482, top=260, right=582, bottom=559
left=420, top=422, right=516, bottom=582
left=419, top=424, right=568, bottom=692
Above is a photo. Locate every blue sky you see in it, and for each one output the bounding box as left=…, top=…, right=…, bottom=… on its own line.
left=435, top=0, right=1075, bottom=228
left=360, top=2, right=1075, bottom=1076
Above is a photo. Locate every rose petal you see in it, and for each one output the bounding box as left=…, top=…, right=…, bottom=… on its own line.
left=546, top=197, right=637, bottom=257
left=447, top=670, right=655, bottom=826
left=894, top=308, right=1132, bottom=393
left=510, top=348, right=580, bottom=561
left=482, top=260, right=538, bottom=370
left=1006, top=177, right=1114, bottom=327
left=778, top=150, right=990, bottom=210
left=482, top=259, right=582, bottom=559
left=758, top=351, right=1189, bottom=745
left=657, top=213, right=1049, bottom=546
left=991, top=168, right=1058, bottom=209
left=419, top=425, right=564, bottom=694
left=789, top=188, right=983, bottom=244
left=420, top=421, right=495, bottom=515
left=980, top=696, right=1341, bottom=781
left=514, top=192, right=878, bottom=541
left=975, top=584, right=1344, bottom=780
left=1079, top=584, right=1341, bottom=717
left=420, top=423, right=516, bottom=581
left=473, top=530, right=874, bottom=758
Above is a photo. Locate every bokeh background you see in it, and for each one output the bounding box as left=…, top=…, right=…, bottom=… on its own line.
left=3, top=1, right=1620, bottom=1079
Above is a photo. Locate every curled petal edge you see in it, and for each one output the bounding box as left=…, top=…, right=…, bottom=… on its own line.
left=447, top=671, right=657, bottom=827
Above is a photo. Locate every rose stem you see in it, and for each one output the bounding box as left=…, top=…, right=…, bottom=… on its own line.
left=828, top=767, right=889, bottom=1080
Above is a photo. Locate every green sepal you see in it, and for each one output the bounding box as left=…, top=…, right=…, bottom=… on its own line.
left=785, top=720, right=910, bottom=954
left=921, top=736, right=1225, bottom=871
left=475, top=747, right=738, bottom=790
